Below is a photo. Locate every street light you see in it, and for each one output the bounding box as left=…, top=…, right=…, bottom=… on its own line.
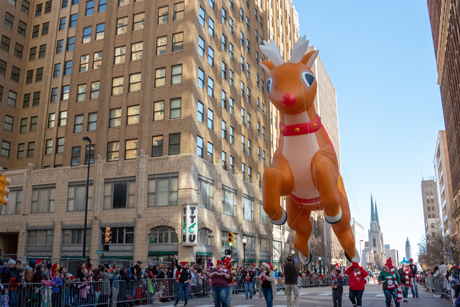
left=82, top=136, right=92, bottom=259
left=318, top=256, right=322, bottom=275
left=242, top=237, right=247, bottom=267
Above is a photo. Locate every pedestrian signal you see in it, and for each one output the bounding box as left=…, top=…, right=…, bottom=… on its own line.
left=227, top=232, right=234, bottom=247
left=0, top=175, right=11, bottom=205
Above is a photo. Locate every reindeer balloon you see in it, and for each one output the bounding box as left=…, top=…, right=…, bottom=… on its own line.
left=259, top=36, right=357, bottom=264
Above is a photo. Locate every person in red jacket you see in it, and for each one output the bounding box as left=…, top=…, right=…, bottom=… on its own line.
left=345, top=262, right=368, bottom=307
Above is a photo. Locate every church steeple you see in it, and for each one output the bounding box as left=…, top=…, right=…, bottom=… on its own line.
left=375, top=201, right=380, bottom=227
left=371, top=195, right=375, bottom=222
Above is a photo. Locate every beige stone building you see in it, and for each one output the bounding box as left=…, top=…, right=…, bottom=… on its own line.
left=434, top=130, right=456, bottom=237
left=421, top=179, right=442, bottom=240
left=0, top=0, right=312, bottom=267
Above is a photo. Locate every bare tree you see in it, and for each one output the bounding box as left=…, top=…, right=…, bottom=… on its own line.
left=418, top=230, right=446, bottom=267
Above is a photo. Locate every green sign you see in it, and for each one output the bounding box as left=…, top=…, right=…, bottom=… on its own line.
left=96, top=250, right=104, bottom=255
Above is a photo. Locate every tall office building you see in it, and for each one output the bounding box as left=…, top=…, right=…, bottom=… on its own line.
left=421, top=179, right=442, bottom=240
left=0, top=0, right=312, bottom=266
left=434, top=130, right=456, bottom=237
left=427, top=0, right=460, bottom=237
left=405, top=237, right=411, bottom=260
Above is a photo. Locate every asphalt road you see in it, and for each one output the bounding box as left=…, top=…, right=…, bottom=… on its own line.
left=146, top=284, right=452, bottom=307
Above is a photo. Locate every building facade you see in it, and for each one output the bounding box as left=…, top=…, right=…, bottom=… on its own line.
left=421, top=179, right=442, bottom=241
left=1, top=0, right=334, bottom=267
left=385, top=244, right=399, bottom=267
left=405, top=237, right=412, bottom=260
left=351, top=217, right=365, bottom=266
left=427, top=0, right=460, bottom=239
left=434, top=130, right=456, bottom=237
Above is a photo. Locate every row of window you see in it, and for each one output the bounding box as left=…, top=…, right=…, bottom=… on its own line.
left=7, top=0, right=30, bottom=15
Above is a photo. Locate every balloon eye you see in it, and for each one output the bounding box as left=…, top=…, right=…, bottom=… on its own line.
left=301, top=72, right=315, bottom=89
left=267, top=77, right=273, bottom=94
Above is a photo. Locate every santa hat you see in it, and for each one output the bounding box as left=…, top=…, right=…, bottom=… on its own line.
left=385, top=258, right=393, bottom=268
left=251, top=263, right=255, bottom=267
left=180, top=261, right=188, bottom=267
left=216, top=260, right=224, bottom=265
left=351, top=262, right=360, bottom=269
left=70, top=276, right=75, bottom=280
left=409, top=258, right=413, bottom=262
left=262, top=262, right=273, bottom=270
left=224, top=258, right=233, bottom=268
left=335, top=263, right=340, bottom=268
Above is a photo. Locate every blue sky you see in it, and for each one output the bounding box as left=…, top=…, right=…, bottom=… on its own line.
left=292, top=0, right=445, bottom=259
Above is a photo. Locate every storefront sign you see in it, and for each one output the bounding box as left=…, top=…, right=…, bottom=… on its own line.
left=182, top=205, right=198, bottom=246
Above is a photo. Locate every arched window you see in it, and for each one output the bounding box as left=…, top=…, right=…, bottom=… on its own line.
left=150, top=226, right=178, bottom=244
left=198, top=228, right=213, bottom=246
left=373, top=238, right=376, bottom=247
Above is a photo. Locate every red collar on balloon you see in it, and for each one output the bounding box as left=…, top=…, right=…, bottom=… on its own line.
left=279, top=116, right=322, bottom=136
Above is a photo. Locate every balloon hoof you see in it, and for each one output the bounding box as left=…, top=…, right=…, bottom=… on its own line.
left=324, top=208, right=342, bottom=224
left=345, top=248, right=360, bottom=263
left=299, top=252, right=313, bottom=265
left=270, top=209, right=287, bottom=225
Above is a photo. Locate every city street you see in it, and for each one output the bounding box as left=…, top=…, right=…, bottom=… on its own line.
left=147, top=284, right=452, bottom=307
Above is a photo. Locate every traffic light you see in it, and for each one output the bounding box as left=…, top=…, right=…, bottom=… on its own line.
left=227, top=232, right=234, bottom=247
left=104, top=227, right=112, bottom=243
left=0, top=175, right=11, bottom=205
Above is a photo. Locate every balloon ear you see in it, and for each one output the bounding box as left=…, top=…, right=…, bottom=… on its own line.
left=300, top=50, right=319, bottom=68
left=261, top=60, right=275, bottom=74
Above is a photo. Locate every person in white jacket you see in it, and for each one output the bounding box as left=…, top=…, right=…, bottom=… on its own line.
left=257, top=262, right=276, bottom=307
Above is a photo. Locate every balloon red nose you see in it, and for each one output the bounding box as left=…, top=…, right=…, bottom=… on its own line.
left=281, top=93, right=296, bottom=107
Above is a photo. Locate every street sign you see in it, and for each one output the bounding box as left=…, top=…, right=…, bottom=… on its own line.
left=96, top=250, right=103, bottom=255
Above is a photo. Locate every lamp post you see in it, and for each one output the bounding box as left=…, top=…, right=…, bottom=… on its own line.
left=318, top=256, right=322, bottom=275
left=242, top=237, right=247, bottom=267
left=82, top=136, right=92, bottom=259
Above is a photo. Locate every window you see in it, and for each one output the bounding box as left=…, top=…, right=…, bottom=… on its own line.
left=47, top=113, right=55, bottom=128
left=11, top=66, right=20, bottom=82
left=0, top=60, right=6, bottom=75
left=209, top=0, right=214, bottom=9
left=98, top=0, right=107, bottom=12
left=197, top=136, right=203, bottom=158
left=199, top=177, right=214, bottom=210
left=27, top=229, right=54, bottom=245
left=262, top=126, right=266, bottom=141
left=90, top=81, right=100, bottom=99
left=148, top=174, right=179, bottom=207
left=67, top=36, right=75, bottom=51
left=56, top=137, right=64, bottom=153
left=4, top=115, right=13, bottom=132
left=112, top=77, right=124, bottom=95
left=203, top=107, right=214, bottom=131
left=92, top=51, right=102, bottom=70
left=151, top=136, right=163, bottom=157
left=207, top=142, right=213, bottom=161
left=73, top=115, right=83, bottom=133
left=84, top=144, right=95, bottom=164
left=208, top=77, right=214, bottom=97
left=243, top=196, right=253, bottom=221
left=21, top=0, right=30, bottom=14
left=171, top=64, right=182, bottom=84
left=27, top=141, right=35, bottom=157
left=50, top=88, right=58, bottom=103
left=31, top=186, right=55, bottom=213
left=44, top=0, right=52, bottom=13
left=129, top=73, right=141, bottom=92
left=59, top=111, right=67, bottom=126
left=32, top=25, right=39, bottom=38
left=156, top=36, right=167, bottom=55
left=42, top=22, right=49, bottom=35
left=222, top=90, right=227, bottom=109
left=222, top=120, right=227, bottom=139
left=118, top=0, right=129, bottom=7
left=70, top=13, right=77, bottom=27
left=17, top=143, right=25, bottom=158
left=45, top=139, right=53, bottom=155
left=62, top=229, right=91, bottom=245
left=53, top=63, right=61, bottom=78
left=63, top=61, right=72, bottom=75
left=103, top=179, right=136, bottom=209
left=82, top=26, right=92, bottom=44
left=114, top=46, right=126, bottom=64
left=248, top=139, right=252, bottom=156
left=7, top=90, right=17, bottom=106
left=248, top=166, right=252, bottom=181
left=87, top=112, right=97, bottom=131
left=241, top=134, right=245, bottom=152
left=150, top=226, right=178, bottom=243
left=155, top=68, right=165, bottom=87
left=153, top=101, right=164, bottom=121
left=4, top=12, right=14, bottom=29
left=32, top=91, right=40, bottom=106
left=107, top=141, right=119, bottom=161
left=229, top=69, right=234, bottom=86
left=8, top=0, right=16, bottom=6
left=17, top=21, right=26, bottom=36
left=222, top=151, right=227, bottom=170
left=85, top=0, right=94, bottom=16
left=125, top=139, right=138, bottom=159
left=96, top=23, right=105, bottom=40
left=116, top=17, right=128, bottom=35
left=197, top=101, right=204, bottom=123
left=172, top=32, right=183, bottom=52
left=241, top=108, right=245, bottom=124
left=222, top=8, right=226, bottom=23
left=208, top=18, right=214, bottom=36
left=169, top=133, right=180, bottom=155
left=127, top=105, right=139, bottom=125
left=100, top=227, right=134, bottom=244
left=229, top=126, right=234, bottom=144
left=133, top=12, right=144, bottom=31
left=109, top=108, right=121, bottom=128
left=27, top=116, right=37, bottom=132
left=198, top=68, right=204, bottom=89
left=1, top=141, right=10, bottom=157
left=199, top=7, right=205, bottom=26
left=208, top=46, right=214, bottom=66
left=158, top=6, right=168, bottom=24
left=56, top=40, right=63, bottom=53
left=79, top=55, right=89, bottom=73
left=263, top=150, right=266, bottom=166
left=222, top=62, right=226, bottom=79
left=170, top=98, right=181, bottom=119
left=173, top=2, right=184, bottom=21
left=229, top=155, right=234, bottom=173
left=229, top=17, right=233, bottom=33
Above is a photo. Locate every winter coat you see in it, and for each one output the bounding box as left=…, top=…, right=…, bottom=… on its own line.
left=345, top=266, right=368, bottom=291
left=258, top=270, right=276, bottom=301
left=100, top=271, right=113, bottom=295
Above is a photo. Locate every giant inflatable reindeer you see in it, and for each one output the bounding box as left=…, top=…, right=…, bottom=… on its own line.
left=259, top=36, right=357, bottom=264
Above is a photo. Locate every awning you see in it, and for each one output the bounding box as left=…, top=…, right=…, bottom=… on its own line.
left=148, top=251, right=177, bottom=256
left=259, top=259, right=271, bottom=263
left=101, top=256, right=133, bottom=260
left=243, top=259, right=256, bottom=262
left=273, top=260, right=280, bottom=263
left=196, top=252, right=213, bottom=256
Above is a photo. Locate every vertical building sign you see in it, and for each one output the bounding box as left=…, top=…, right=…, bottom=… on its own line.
left=182, top=205, right=198, bottom=246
